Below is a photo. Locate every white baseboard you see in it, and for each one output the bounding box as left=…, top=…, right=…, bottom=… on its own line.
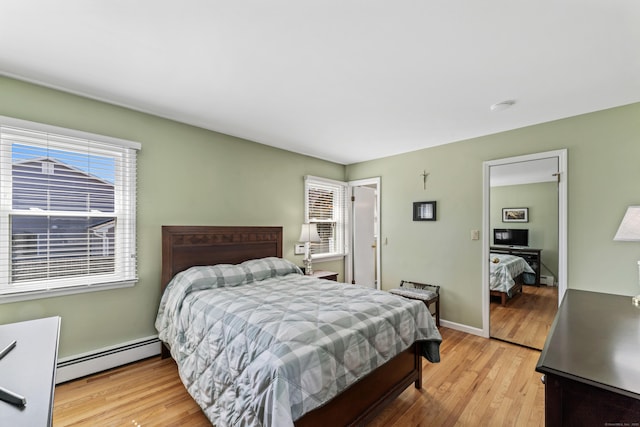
left=56, top=336, right=162, bottom=384
left=440, top=319, right=485, bottom=337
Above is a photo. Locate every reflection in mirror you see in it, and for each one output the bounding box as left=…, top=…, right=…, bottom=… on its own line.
left=489, top=158, right=559, bottom=350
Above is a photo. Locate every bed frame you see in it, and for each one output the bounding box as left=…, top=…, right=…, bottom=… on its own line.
left=160, top=225, right=423, bottom=426
left=490, top=280, right=523, bottom=306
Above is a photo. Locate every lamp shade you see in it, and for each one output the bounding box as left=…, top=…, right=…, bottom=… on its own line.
left=299, top=223, right=321, bottom=243
left=614, top=206, right=640, bottom=241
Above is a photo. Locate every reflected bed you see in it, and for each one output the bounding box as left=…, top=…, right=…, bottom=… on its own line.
left=489, top=253, right=535, bottom=306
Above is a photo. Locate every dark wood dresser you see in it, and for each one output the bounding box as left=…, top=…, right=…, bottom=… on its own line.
left=536, top=290, right=640, bottom=426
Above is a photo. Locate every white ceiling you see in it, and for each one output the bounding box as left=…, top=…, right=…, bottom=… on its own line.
left=1, top=1, right=639, bottom=165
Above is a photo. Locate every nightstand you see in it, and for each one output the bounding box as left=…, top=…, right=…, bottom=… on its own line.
left=310, top=270, right=338, bottom=281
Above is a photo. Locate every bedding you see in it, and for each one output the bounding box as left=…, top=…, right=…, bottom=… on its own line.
left=156, top=257, right=441, bottom=427
left=489, top=253, right=535, bottom=296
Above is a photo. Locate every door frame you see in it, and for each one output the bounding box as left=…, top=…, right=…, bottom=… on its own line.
left=346, top=177, right=381, bottom=289
left=481, top=149, right=567, bottom=338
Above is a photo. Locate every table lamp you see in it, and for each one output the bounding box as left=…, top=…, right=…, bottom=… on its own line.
left=613, top=206, right=640, bottom=306
left=299, top=223, right=321, bottom=275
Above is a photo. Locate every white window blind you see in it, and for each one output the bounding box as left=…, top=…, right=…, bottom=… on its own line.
left=304, top=176, right=347, bottom=258
left=0, top=116, right=140, bottom=299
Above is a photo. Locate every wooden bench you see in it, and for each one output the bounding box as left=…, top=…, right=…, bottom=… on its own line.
left=389, top=280, right=440, bottom=327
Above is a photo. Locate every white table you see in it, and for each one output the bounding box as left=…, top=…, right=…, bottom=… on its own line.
left=0, top=317, right=61, bottom=427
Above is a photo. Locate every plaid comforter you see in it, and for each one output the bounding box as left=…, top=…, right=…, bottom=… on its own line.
left=489, top=253, right=535, bottom=295
left=156, top=257, right=441, bottom=427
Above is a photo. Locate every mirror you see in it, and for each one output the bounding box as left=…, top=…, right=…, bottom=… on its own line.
left=487, top=156, right=561, bottom=349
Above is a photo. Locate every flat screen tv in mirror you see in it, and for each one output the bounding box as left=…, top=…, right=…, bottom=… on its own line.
left=493, top=228, right=529, bottom=247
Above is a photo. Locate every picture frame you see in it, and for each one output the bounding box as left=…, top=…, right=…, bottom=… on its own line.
left=502, top=207, right=528, bottom=223
left=413, top=201, right=436, bottom=221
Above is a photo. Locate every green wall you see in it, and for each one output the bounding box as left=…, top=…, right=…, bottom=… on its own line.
left=2, top=74, right=639, bottom=353
left=346, top=102, right=640, bottom=329
left=0, top=76, right=345, bottom=358
left=490, top=182, right=559, bottom=280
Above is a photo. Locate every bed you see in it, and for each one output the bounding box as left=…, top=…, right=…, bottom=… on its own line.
left=156, top=225, right=442, bottom=427
left=489, top=253, right=535, bottom=305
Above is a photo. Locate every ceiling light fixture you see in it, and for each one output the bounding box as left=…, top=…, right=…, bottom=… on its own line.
left=490, top=100, right=516, bottom=112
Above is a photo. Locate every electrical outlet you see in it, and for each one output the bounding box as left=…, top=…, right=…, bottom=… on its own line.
left=294, top=244, right=305, bottom=255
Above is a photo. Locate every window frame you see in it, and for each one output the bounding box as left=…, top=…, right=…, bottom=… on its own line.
left=304, top=175, right=348, bottom=261
left=0, top=116, right=140, bottom=304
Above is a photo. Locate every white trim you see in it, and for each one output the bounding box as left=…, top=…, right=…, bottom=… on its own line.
left=347, top=177, right=380, bottom=188
left=0, top=280, right=136, bottom=304
left=0, top=115, right=142, bottom=150
left=482, top=149, right=568, bottom=339
left=56, top=336, right=161, bottom=384
left=303, top=175, right=346, bottom=187
left=304, top=175, right=348, bottom=258
left=439, top=319, right=485, bottom=337
left=558, top=151, right=568, bottom=300
left=0, top=117, right=139, bottom=298
left=312, top=253, right=345, bottom=262
left=482, top=163, right=491, bottom=336
left=346, top=177, right=381, bottom=289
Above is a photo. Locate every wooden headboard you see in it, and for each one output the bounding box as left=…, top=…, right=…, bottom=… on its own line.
left=161, top=225, right=283, bottom=290
left=158, top=225, right=425, bottom=424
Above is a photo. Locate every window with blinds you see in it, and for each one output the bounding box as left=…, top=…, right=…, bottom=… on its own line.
left=0, top=116, right=140, bottom=300
left=304, top=176, right=347, bottom=258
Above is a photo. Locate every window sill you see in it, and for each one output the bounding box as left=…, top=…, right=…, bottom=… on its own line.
left=312, top=253, right=346, bottom=263
left=0, top=280, right=137, bottom=304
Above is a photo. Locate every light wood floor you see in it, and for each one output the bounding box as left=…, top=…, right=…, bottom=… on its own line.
left=53, top=328, right=545, bottom=427
left=490, top=285, right=558, bottom=349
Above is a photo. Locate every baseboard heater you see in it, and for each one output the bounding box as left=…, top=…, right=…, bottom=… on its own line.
left=56, top=336, right=162, bottom=384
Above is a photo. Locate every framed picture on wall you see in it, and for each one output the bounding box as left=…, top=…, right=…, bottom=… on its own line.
left=413, top=201, right=436, bottom=221
left=502, top=207, right=528, bottom=222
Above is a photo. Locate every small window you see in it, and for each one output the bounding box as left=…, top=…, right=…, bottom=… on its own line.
left=41, top=161, right=54, bottom=175
left=0, top=116, right=140, bottom=301
left=304, top=176, right=347, bottom=259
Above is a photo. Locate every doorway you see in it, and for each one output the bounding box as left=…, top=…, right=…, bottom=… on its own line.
left=346, top=177, right=381, bottom=289
left=482, top=150, right=567, bottom=348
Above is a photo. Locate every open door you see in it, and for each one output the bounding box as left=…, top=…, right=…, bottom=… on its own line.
left=347, top=177, right=381, bottom=289
left=352, top=185, right=376, bottom=287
